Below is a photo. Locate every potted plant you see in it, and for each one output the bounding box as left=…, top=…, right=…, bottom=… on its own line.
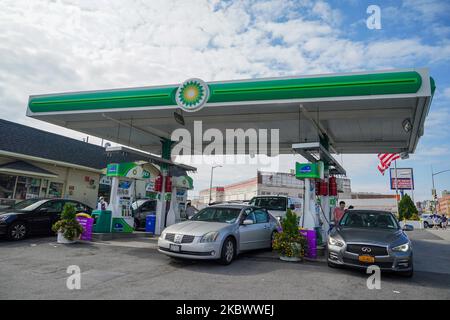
left=272, top=209, right=307, bottom=262
left=52, top=203, right=84, bottom=244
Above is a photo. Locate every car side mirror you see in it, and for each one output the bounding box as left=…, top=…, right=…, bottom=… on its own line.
left=402, top=224, right=414, bottom=231
left=242, top=219, right=254, bottom=225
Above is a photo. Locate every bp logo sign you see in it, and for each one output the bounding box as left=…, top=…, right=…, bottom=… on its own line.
left=175, top=78, right=209, bottom=112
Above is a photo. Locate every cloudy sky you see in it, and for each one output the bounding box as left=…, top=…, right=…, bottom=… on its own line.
left=1, top=0, right=449, bottom=201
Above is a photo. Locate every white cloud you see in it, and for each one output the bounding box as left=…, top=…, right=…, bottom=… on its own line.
left=443, top=87, right=450, bottom=99
left=0, top=0, right=449, bottom=201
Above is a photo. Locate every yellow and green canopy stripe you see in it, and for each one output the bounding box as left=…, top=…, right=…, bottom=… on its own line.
left=28, top=71, right=423, bottom=113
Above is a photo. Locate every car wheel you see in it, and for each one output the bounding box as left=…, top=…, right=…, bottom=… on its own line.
left=8, top=222, right=27, bottom=241
left=219, top=237, right=235, bottom=265
left=423, top=222, right=429, bottom=228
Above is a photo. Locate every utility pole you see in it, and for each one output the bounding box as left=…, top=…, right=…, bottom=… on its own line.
left=431, top=167, right=450, bottom=214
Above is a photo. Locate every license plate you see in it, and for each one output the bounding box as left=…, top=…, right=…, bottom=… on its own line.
left=169, top=244, right=181, bottom=252
left=359, top=255, right=375, bottom=263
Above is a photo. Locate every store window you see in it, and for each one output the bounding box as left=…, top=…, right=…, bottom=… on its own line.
left=40, top=179, right=49, bottom=197
left=14, top=176, right=41, bottom=200
left=48, top=182, right=64, bottom=198
left=0, top=174, right=16, bottom=199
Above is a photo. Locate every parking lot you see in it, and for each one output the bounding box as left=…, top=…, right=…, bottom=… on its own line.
left=0, top=229, right=449, bottom=300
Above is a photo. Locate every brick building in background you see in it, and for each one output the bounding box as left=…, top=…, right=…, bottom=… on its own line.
left=437, top=191, right=450, bottom=216
left=196, top=170, right=352, bottom=207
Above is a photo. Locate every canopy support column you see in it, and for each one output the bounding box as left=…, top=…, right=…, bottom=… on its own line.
left=155, top=138, right=174, bottom=235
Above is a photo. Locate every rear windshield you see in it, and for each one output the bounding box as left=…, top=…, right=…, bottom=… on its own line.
left=249, top=197, right=287, bottom=211
left=339, top=211, right=399, bottom=230
left=190, top=207, right=241, bottom=224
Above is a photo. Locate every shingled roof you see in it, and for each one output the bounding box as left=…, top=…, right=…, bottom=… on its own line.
left=0, top=160, right=58, bottom=177
left=0, top=119, right=142, bottom=170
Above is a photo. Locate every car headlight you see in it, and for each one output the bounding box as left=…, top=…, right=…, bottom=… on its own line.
left=0, top=215, right=9, bottom=222
left=200, top=231, right=219, bottom=243
left=392, top=242, right=410, bottom=252
left=328, top=237, right=344, bottom=247
left=159, top=232, right=166, bottom=240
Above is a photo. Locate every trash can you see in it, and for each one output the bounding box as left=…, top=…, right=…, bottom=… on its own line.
left=145, top=215, right=156, bottom=233
left=299, top=229, right=317, bottom=259
left=76, top=215, right=94, bottom=240
left=91, top=210, right=112, bottom=233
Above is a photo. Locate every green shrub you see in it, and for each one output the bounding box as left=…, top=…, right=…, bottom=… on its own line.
left=52, top=203, right=84, bottom=241
left=272, top=209, right=307, bottom=258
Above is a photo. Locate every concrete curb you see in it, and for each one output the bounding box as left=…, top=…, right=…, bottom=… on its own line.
left=91, top=231, right=155, bottom=241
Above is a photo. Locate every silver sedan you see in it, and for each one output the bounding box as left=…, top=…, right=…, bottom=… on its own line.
left=158, top=204, right=280, bottom=265
left=327, top=210, right=414, bottom=277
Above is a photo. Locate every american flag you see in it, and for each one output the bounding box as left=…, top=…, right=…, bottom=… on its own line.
left=377, top=153, right=400, bottom=175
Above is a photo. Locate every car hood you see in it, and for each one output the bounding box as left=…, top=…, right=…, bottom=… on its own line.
left=163, top=220, right=230, bottom=236
left=0, top=210, right=22, bottom=216
left=335, top=227, right=403, bottom=245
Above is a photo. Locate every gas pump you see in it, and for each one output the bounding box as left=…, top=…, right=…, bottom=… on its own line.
left=106, top=162, right=152, bottom=233
left=166, top=175, right=194, bottom=225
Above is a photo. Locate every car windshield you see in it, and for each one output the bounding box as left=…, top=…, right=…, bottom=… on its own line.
left=190, top=207, right=241, bottom=224
left=249, top=197, right=286, bottom=211
left=12, top=199, right=48, bottom=211
left=339, top=211, right=399, bottom=230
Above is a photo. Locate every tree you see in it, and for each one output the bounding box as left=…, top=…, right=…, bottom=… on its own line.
left=398, top=194, right=418, bottom=221
left=281, top=208, right=299, bottom=237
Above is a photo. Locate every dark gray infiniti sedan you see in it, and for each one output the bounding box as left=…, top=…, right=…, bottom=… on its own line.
left=327, top=210, right=414, bottom=277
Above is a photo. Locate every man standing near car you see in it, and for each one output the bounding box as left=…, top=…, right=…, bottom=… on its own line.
left=333, top=201, right=346, bottom=224
left=185, top=202, right=198, bottom=219
left=441, top=214, right=448, bottom=229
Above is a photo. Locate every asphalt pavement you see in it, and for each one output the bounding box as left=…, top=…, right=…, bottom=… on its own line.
left=0, top=229, right=449, bottom=300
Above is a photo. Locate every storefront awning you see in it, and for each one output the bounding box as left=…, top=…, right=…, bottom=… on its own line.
left=0, top=161, right=58, bottom=178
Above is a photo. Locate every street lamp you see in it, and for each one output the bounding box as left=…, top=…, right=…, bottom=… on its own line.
left=209, top=164, right=222, bottom=205
left=431, top=167, right=450, bottom=214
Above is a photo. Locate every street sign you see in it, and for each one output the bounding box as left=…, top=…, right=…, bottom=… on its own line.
left=390, top=168, right=414, bottom=190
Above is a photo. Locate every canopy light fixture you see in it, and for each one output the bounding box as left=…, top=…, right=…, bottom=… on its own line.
left=402, top=119, right=412, bottom=133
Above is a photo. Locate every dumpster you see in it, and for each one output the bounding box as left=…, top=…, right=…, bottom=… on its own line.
left=145, top=215, right=156, bottom=233
left=91, top=210, right=112, bottom=233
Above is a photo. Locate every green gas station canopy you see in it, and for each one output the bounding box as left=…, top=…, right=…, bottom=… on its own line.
left=27, top=68, right=435, bottom=155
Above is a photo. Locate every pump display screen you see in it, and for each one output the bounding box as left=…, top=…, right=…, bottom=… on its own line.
left=119, top=181, right=131, bottom=189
